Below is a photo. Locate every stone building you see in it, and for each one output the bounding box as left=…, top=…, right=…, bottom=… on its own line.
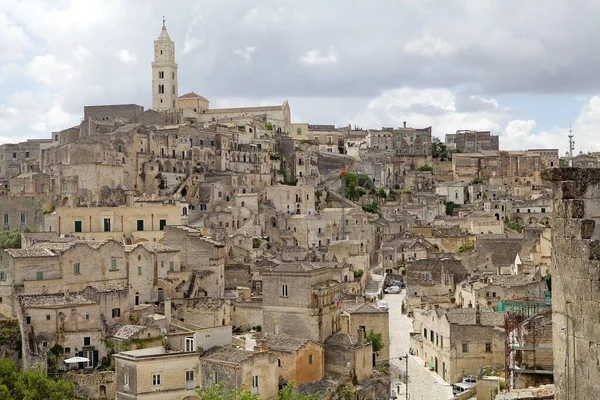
left=262, top=261, right=344, bottom=342
left=445, top=130, right=499, bottom=153
left=542, top=167, right=600, bottom=399
left=49, top=201, right=186, bottom=243
left=367, top=123, right=432, bottom=156
left=265, top=185, right=315, bottom=215
left=152, top=20, right=178, bottom=111
left=323, top=332, right=373, bottom=380
left=410, top=308, right=505, bottom=384
left=0, top=139, right=52, bottom=182
left=406, top=258, right=468, bottom=311
left=0, top=238, right=183, bottom=367
left=341, top=302, right=390, bottom=365
left=163, top=226, right=226, bottom=298
left=259, top=334, right=324, bottom=387
left=199, top=345, right=279, bottom=399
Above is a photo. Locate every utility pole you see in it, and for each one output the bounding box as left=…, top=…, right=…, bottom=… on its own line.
left=398, top=354, right=409, bottom=400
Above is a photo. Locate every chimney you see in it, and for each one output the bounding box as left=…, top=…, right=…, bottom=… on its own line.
left=165, top=298, right=172, bottom=329
left=403, top=121, right=407, bottom=128
left=357, top=328, right=364, bottom=346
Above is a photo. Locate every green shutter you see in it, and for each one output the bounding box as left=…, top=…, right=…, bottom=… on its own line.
left=74, top=221, right=82, bottom=233
left=137, top=220, right=144, bottom=231
left=159, top=219, right=167, bottom=230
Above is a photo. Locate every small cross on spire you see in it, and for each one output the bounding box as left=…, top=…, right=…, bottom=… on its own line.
left=162, top=16, right=166, bottom=28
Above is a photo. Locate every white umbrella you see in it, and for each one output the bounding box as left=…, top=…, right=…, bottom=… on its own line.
left=64, top=356, right=90, bottom=364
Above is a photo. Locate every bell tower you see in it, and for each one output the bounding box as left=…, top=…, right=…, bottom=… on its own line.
left=152, top=17, right=178, bottom=111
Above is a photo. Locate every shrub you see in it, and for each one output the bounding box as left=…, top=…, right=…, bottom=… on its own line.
left=354, top=269, right=364, bottom=279
left=417, top=164, right=433, bottom=172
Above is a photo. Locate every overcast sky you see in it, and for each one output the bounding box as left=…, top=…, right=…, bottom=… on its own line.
left=2, top=0, right=600, bottom=154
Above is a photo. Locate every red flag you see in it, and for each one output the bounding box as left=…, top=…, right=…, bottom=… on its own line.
left=341, top=168, right=346, bottom=177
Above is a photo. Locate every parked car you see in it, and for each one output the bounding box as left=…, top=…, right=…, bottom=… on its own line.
left=384, top=285, right=400, bottom=294
left=453, top=382, right=475, bottom=395
left=377, top=300, right=389, bottom=311
left=462, top=377, right=477, bottom=384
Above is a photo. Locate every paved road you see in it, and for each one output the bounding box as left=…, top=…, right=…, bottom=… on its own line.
left=386, top=292, right=454, bottom=400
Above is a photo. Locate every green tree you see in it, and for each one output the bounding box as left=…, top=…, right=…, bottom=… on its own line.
left=543, top=273, right=552, bottom=292
left=375, top=188, right=387, bottom=199
left=365, top=329, right=384, bottom=352
left=417, top=164, right=433, bottom=172
left=471, top=177, right=483, bottom=184
left=278, top=383, right=319, bottom=400
left=196, top=383, right=260, bottom=400
left=0, top=359, right=76, bottom=400
left=444, top=201, right=461, bottom=216
left=361, top=201, right=379, bottom=214
left=0, top=230, right=20, bottom=250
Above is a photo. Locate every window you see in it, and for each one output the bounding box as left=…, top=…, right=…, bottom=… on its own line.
left=26, top=316, right=31, bottom=324
left=138, top=266, right=142, bottom=276
left=20, top=214, right=25, bottom=225
left=111, top=260, right=117, bottom=271
left=117, top=144, right=122, bottom=152
left=152, top=374, right=161, bottom=386
left=84, top=337, right=91, bottom=346
left=485, top=342, right=492, bottom=352
left=296, top=128, right=302, bottom=136
left=308, top=354, right=313, bottom=365
left=36, top=271, right=43, bottom=280
left=12, top=153, right=16, bottom=159
left=55, top=134, right=59, bottom=141
left=186, top=370, right=194, bottom=387
left=159, top=219, right=167, bottom=230
left=0, top=272, right=6, bottom=281
left=252, top=375, right=259, bottom=389
left=124, top=373, right=129, bottom=387
left=462, top=343, right=469, bottom=353
left=159, top=71, right=164, bottom=79
left=185, top=336, right=195, bottom=352
left=492, top=292, right=496, bottom=297
left=3, top=214, right=7, bottom=225
left=137, top=220, right=144, bottom=231
left=65, top=347, right=70, bottom=354
left=410, top=136, right=414, bottom=142
left=281, top=284, right=288, bottom=297
left=86, top=314, right=90, bottom=320
left=214, top=371, right=219, bottom=384
left=424, top=328, right=427, bottom=337
left=74, top=263, right=80, bottom=275
left=46, top=314, right=51, bottom=320
left=25, top=151, right=29, bottom=158
left=169, top=261, right=174, bottom=272
left=42, top=341, right=48, bottom=348
left=440, top=336, right=443, bottom=347
left=430, top=331, right=434, bottom=342
left=541, top=208, right=546, bottom=213
left=422, top=136, right=427, bottom=142
left=74, top=221, right=82, bottom=232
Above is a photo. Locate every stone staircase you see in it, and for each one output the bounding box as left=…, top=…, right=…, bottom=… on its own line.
left=365, top=273, right=385, bottom=299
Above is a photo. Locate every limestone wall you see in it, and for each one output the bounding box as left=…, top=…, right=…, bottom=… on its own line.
left=542, top=168, right=600, bottom=400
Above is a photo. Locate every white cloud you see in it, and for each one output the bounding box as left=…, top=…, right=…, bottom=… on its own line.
left=404, top=34, right=454, bottom=58
left=183, top=7, right=204, bottom=54
left=243, top=7, right=285, bottom=26
left=299, top=49, right=338, bottom=66
left=350, top=87, right=507, bottom=137
left=26, top=55, right=75, bottom=87
left=114, top=49, right=138, bottom=65
left=72, top=45, right=92, bottom=64
left=233, top=46, right=256, bottom=63
left=0, top=12, right=31, bottom=59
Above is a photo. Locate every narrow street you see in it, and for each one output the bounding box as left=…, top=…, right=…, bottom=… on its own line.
left=386, top=292, right=454, bottom=400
